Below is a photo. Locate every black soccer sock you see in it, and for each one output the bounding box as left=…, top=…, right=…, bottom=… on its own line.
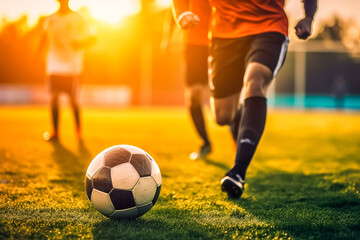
left=74, top=106, right=81, bottom=132
left=229, top=104, right=243, bottom=142
left=189, top=105, right=210, bottom=145
left=231, top=97, right=267, bottom=180
left=69, top=96, right=82, bottom=137
left=51, top=96, right=59, bottom=135
left=72, top=102, right=81, bottom=131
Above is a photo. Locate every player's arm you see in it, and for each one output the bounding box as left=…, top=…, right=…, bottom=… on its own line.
left=72, top=16, right=96, bottom=50
left=172, top=0, right=200, bottom=29
left=37, top=17, right=49, bottom=55
left=295, top=0, right=318, bottom=40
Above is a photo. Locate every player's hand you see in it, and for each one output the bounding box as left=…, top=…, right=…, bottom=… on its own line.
left=178, top=12, right=200, bottom=30
left=295, top=17, right=313, bottom=40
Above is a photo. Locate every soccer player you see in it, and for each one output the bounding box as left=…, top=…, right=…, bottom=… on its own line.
left=166, top=1, right=212, bottom=160
left=173, top=0, right=317, bottom=198
left=40, top=0, right=95, bottom=142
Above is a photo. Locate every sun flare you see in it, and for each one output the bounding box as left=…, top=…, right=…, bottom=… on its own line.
left=70, top=0, right=141, bottom=24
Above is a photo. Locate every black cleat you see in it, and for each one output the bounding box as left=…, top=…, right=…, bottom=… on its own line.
left=220, top=172, right=245, bottom=199
left=189, top=143, right=212, bottom=160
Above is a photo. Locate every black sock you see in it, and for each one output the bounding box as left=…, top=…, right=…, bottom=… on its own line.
left=71, top=100, right=81, bottom=131
left=51, top=97, right=59, bottom=135
left=189, top=105, right=210, bottom=145
left=229, top=104, right=243, bottom=142
left=230, top=97, right=267, bottom=180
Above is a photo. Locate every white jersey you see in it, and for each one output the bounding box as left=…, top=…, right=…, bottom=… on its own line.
left=44, top=11, right=93, bottom=76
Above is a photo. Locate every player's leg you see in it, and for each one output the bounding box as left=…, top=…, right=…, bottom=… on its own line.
left=186, top=84, right=211, bottom=159
left=50, top=92, right=60, bottom=138
left=68, top=76, right=82, bottom=140
left=230, top=107, right=242, bottom=141
left=228, top=62, right=272, bottom=177
left=222, top=32, right=289, bottom=198
left=211, top=92, right=247, bottom=199
left=185, top=44, right=212, bottom=160
left=209, top=37, right=250, bottom=198
left=44, top=76, right=60, bottom=141
left=208, top=37, right=247, bottom=127
left=220, top=64, right=272, bottom=199
left=209, top=36, right=248, bottom=146
left=210, top=93, right=239, bottom=126
left=229, top=99, right=243, bottom=142
left=70, top=95, right=81, bottom=140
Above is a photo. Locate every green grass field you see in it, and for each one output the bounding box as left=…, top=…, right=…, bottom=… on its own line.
left=0, top=106, right=359, bottom=239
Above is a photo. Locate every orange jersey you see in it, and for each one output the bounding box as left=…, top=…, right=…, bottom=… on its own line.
left=209, top=0, right=288, bottom=38
left=185, top=0, right=211, bottom=46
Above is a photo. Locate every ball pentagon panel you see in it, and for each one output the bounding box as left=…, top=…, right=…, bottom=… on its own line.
left=104, top=147, right=131, bottom=168
left=109, top=189, right=137, bottom=210
left=91, top=189, right=115, bottom=216
left=130, top=154, right=152, bottom=177
left=111, top=163, right=140, bottom=190
left=132, top=176, right=157, bottom=206
left=92, top=167, right=113, bottom=193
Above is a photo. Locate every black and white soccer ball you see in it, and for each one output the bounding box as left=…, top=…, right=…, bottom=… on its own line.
left=85, top=145, right=161, bottom=219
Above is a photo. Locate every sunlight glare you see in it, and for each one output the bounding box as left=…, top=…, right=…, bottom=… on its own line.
left=70, top=0, right=141, bottom=24
left=0, top=0, right=59, bottom=27
left=154, top=0, right=172, bottom=10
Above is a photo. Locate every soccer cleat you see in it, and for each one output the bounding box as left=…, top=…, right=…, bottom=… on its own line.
left=43, top=132, right=58, bottom=142
left=189, top=143, right=212, bottom=160
left=220, top=172, right=245, bottom=199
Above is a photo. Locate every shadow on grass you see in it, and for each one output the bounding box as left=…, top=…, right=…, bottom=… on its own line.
left=233, top=170, right=360, bottom=240
left=49, top=140, right=91, bottom=189
left=50, top=140, right=92, bottom=169
left=78, top=140, right=92, bottom=160
left=203, top=158, right=230, bottom=171
left=91, top=213, right=212, bottom=240
left=87, top=170, right=360, bottom=239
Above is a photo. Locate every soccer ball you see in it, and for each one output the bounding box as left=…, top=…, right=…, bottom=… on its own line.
left=84, top=145, right=161, bottom=219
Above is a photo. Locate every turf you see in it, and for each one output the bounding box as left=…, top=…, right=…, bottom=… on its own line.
left=0, top=106, right=359, bottom=240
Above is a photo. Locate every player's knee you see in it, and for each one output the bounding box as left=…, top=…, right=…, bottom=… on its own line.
left=190, top=95, right=202, bottom=108
left=244, top=69, right=272, bottom=97
left=244, top=77, right=269, bottom=97
left=186, top=89, right=203, bottom=107
left=215, top=111, right=233, bottom=126
left=216, top=115, right=232, bottom=126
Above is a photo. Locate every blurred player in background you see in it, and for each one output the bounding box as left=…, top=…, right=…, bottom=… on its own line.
left=332, top=75, right=347, bottom=110
left=40, top=0, right=95, bottom=142
left=173, top=0, right=317, bottom=198
left=163, top=0, right=212, bottom=160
